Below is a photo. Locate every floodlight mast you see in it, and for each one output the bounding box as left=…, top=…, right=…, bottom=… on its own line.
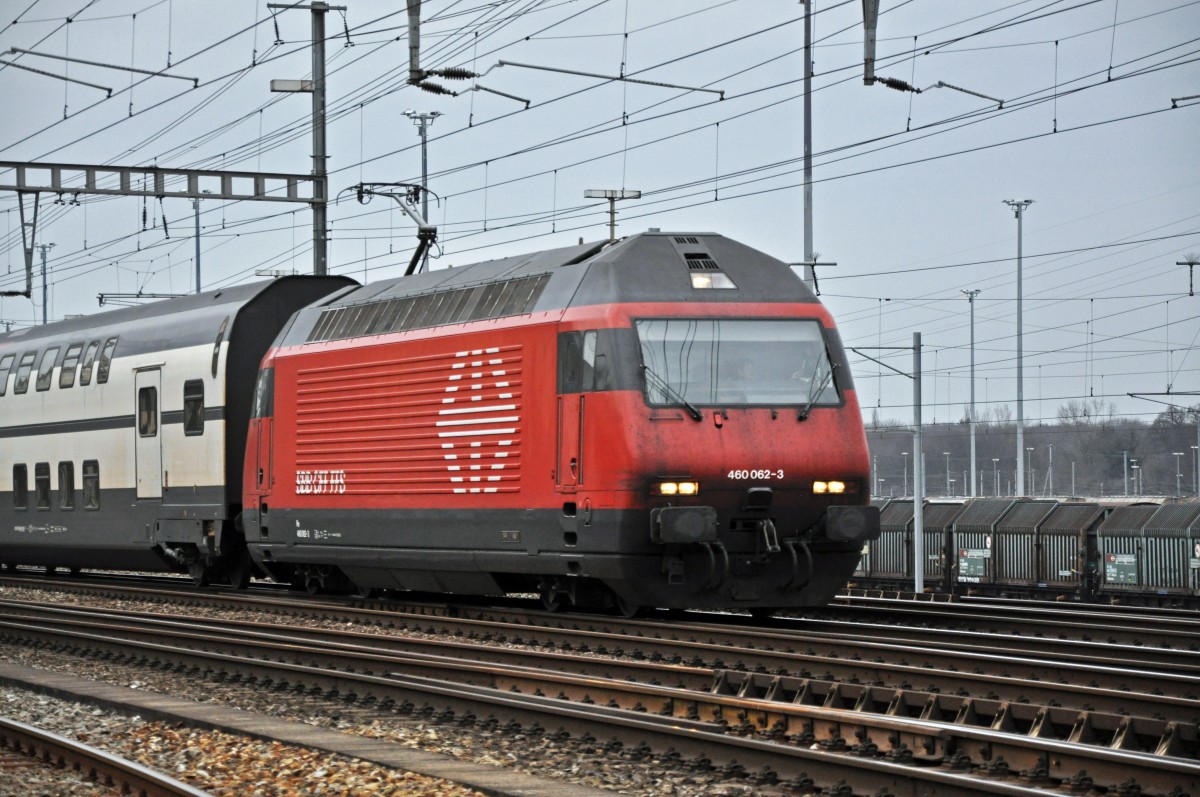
left=1003, top=199, right=1034, bottom=495
left=802, top=0, right=815, bottom=289
left=404, top=110, right=442, bottom=272
left=962, top=289, right=981, bottom=496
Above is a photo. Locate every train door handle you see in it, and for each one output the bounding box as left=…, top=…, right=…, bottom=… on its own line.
left=569, top=458, right=577, bottom=477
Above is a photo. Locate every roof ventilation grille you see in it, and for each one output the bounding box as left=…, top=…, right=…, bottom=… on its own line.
left=674, top=236, right=700, bottom=245
left=684, top=253, right=720, bottom=271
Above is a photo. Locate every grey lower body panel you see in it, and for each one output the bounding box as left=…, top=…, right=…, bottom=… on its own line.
left=0, top=486, right=234, bottom=572
left=247, top=505, right=865, bottom=609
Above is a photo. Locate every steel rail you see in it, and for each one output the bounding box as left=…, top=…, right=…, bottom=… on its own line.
left=0, top=715, right=212, bottom=797
left=839, top=591, right=1200, bottom=629
left=476, top=605, right=1200, bottom=674
left=373, top=606, right=1200, bottom=706
left=9, top=572, right=1196, bottom=656
left=774, top=617, right=1200, bottom=673
left=845, top=589, right=1200, bottom=621
left=830, top=595, right=1200, bottom=647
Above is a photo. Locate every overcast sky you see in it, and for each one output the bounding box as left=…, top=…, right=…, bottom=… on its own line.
left=1, top=0, right=1198, bottom=431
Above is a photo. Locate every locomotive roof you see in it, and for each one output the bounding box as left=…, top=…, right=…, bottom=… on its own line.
left=277, top=231, right=820, bottom=348
left=322, top=231, right=815, bottom=308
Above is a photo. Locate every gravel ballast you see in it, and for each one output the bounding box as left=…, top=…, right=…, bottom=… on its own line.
left=0, top=584, right=778, bottom=796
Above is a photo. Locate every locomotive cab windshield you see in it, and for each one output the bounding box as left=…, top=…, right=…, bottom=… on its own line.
left=634, top=318, right=839, bottom=408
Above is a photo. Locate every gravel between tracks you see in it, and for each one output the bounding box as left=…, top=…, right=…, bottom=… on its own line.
left=0, top=585, right=772, bottom=796
left=1, top=686, right=489, bottom=797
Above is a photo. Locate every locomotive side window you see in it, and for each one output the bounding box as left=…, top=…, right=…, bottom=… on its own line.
left=252, top=368, right=274, bottom=418
left=97, top=337, right=118, bottom=384
left=78, top=340, right=100, bottom=386
left=13, top=352, right=35, bottom=394
left=635, top=318, right=839, bottom=407
left=34, top=462, right=50, bottom=510
left=557, top=332, right=593, bottom=393
left=35, top=347, right=60, bottom=391
left=138, top=387, right=158, bottom=437
left=582, top=331, right=598, bottom=390
left=0, top=353, right=13, bottom=396
left=59, top=343, right=83, bottom=389
left=82, top=460, right=100, bottom=510
left=183, top=380, right=205, bottom=436
left=12, top=465, right=28, bottom=510
left=558, top=329, right=631, bottom=394
left=58, top=461, right=75, bottom=510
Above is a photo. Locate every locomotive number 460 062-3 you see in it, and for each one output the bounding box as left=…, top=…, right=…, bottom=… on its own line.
left=727, top=469, right=784, bottom=480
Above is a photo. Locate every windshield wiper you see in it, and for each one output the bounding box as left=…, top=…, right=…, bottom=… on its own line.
left=798, top=363, right=838, bottom=421
left=640, top=364, right=703, bottom=421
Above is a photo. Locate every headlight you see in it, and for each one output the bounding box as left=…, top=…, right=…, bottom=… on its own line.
left=813, top=480, right=847, bottom=494
left=655, top=481, right=700, bottom=496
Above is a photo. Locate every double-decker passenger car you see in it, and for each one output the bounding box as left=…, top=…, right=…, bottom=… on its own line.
left=0, top=277, right=354, bottom=585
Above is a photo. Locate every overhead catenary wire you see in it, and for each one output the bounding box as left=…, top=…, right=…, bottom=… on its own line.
left=2, top=1, right=1190, bottom=326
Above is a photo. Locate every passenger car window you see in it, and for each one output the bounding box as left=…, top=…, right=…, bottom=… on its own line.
left=58, top=461, right=75, bottom=509
left=82, top=460, right=100, bottom=510
left=34, top=462, right=50, bottom=510
left=78, top=341, right=100, bottom=386
left=0, top=354, right=13, bottom=396
left=183, top=380, right=204, bottom=436
left=34, top=345, right=59, bottom=391
left=59, top=343, right=84, bottom=389
left=35, top=347, right=60, bottom=391
left=97, top=337, right=118, bottom=384
left=212, top=317, right=229, bottom=378
left=13, top=352, right=36, bottom=394
left=12, top=465, right=28, bottom=509
left=138, top=387, right=158, bottom=437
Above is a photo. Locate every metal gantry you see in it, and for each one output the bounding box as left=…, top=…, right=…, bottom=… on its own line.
left=0, top=160, right=322, bottom=304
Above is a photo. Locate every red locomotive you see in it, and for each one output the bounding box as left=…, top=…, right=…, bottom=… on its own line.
left=243, top=231, right=878, bottom=614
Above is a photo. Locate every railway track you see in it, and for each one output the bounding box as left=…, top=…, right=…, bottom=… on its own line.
left=0, top=714, right=211, bottom=797
left=832, top=592, right=1200, bottom=648
left=5, top=576, right=1194, bottom=714
left=0, top=576, right=1196, bottom=796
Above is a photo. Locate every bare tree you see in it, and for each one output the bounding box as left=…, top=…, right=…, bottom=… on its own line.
left=1153, top=402, right=1200, bottom=428
left=990, top=404, right=1013, bottom=425
left=1057, top=398, right=1115, bottom=426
